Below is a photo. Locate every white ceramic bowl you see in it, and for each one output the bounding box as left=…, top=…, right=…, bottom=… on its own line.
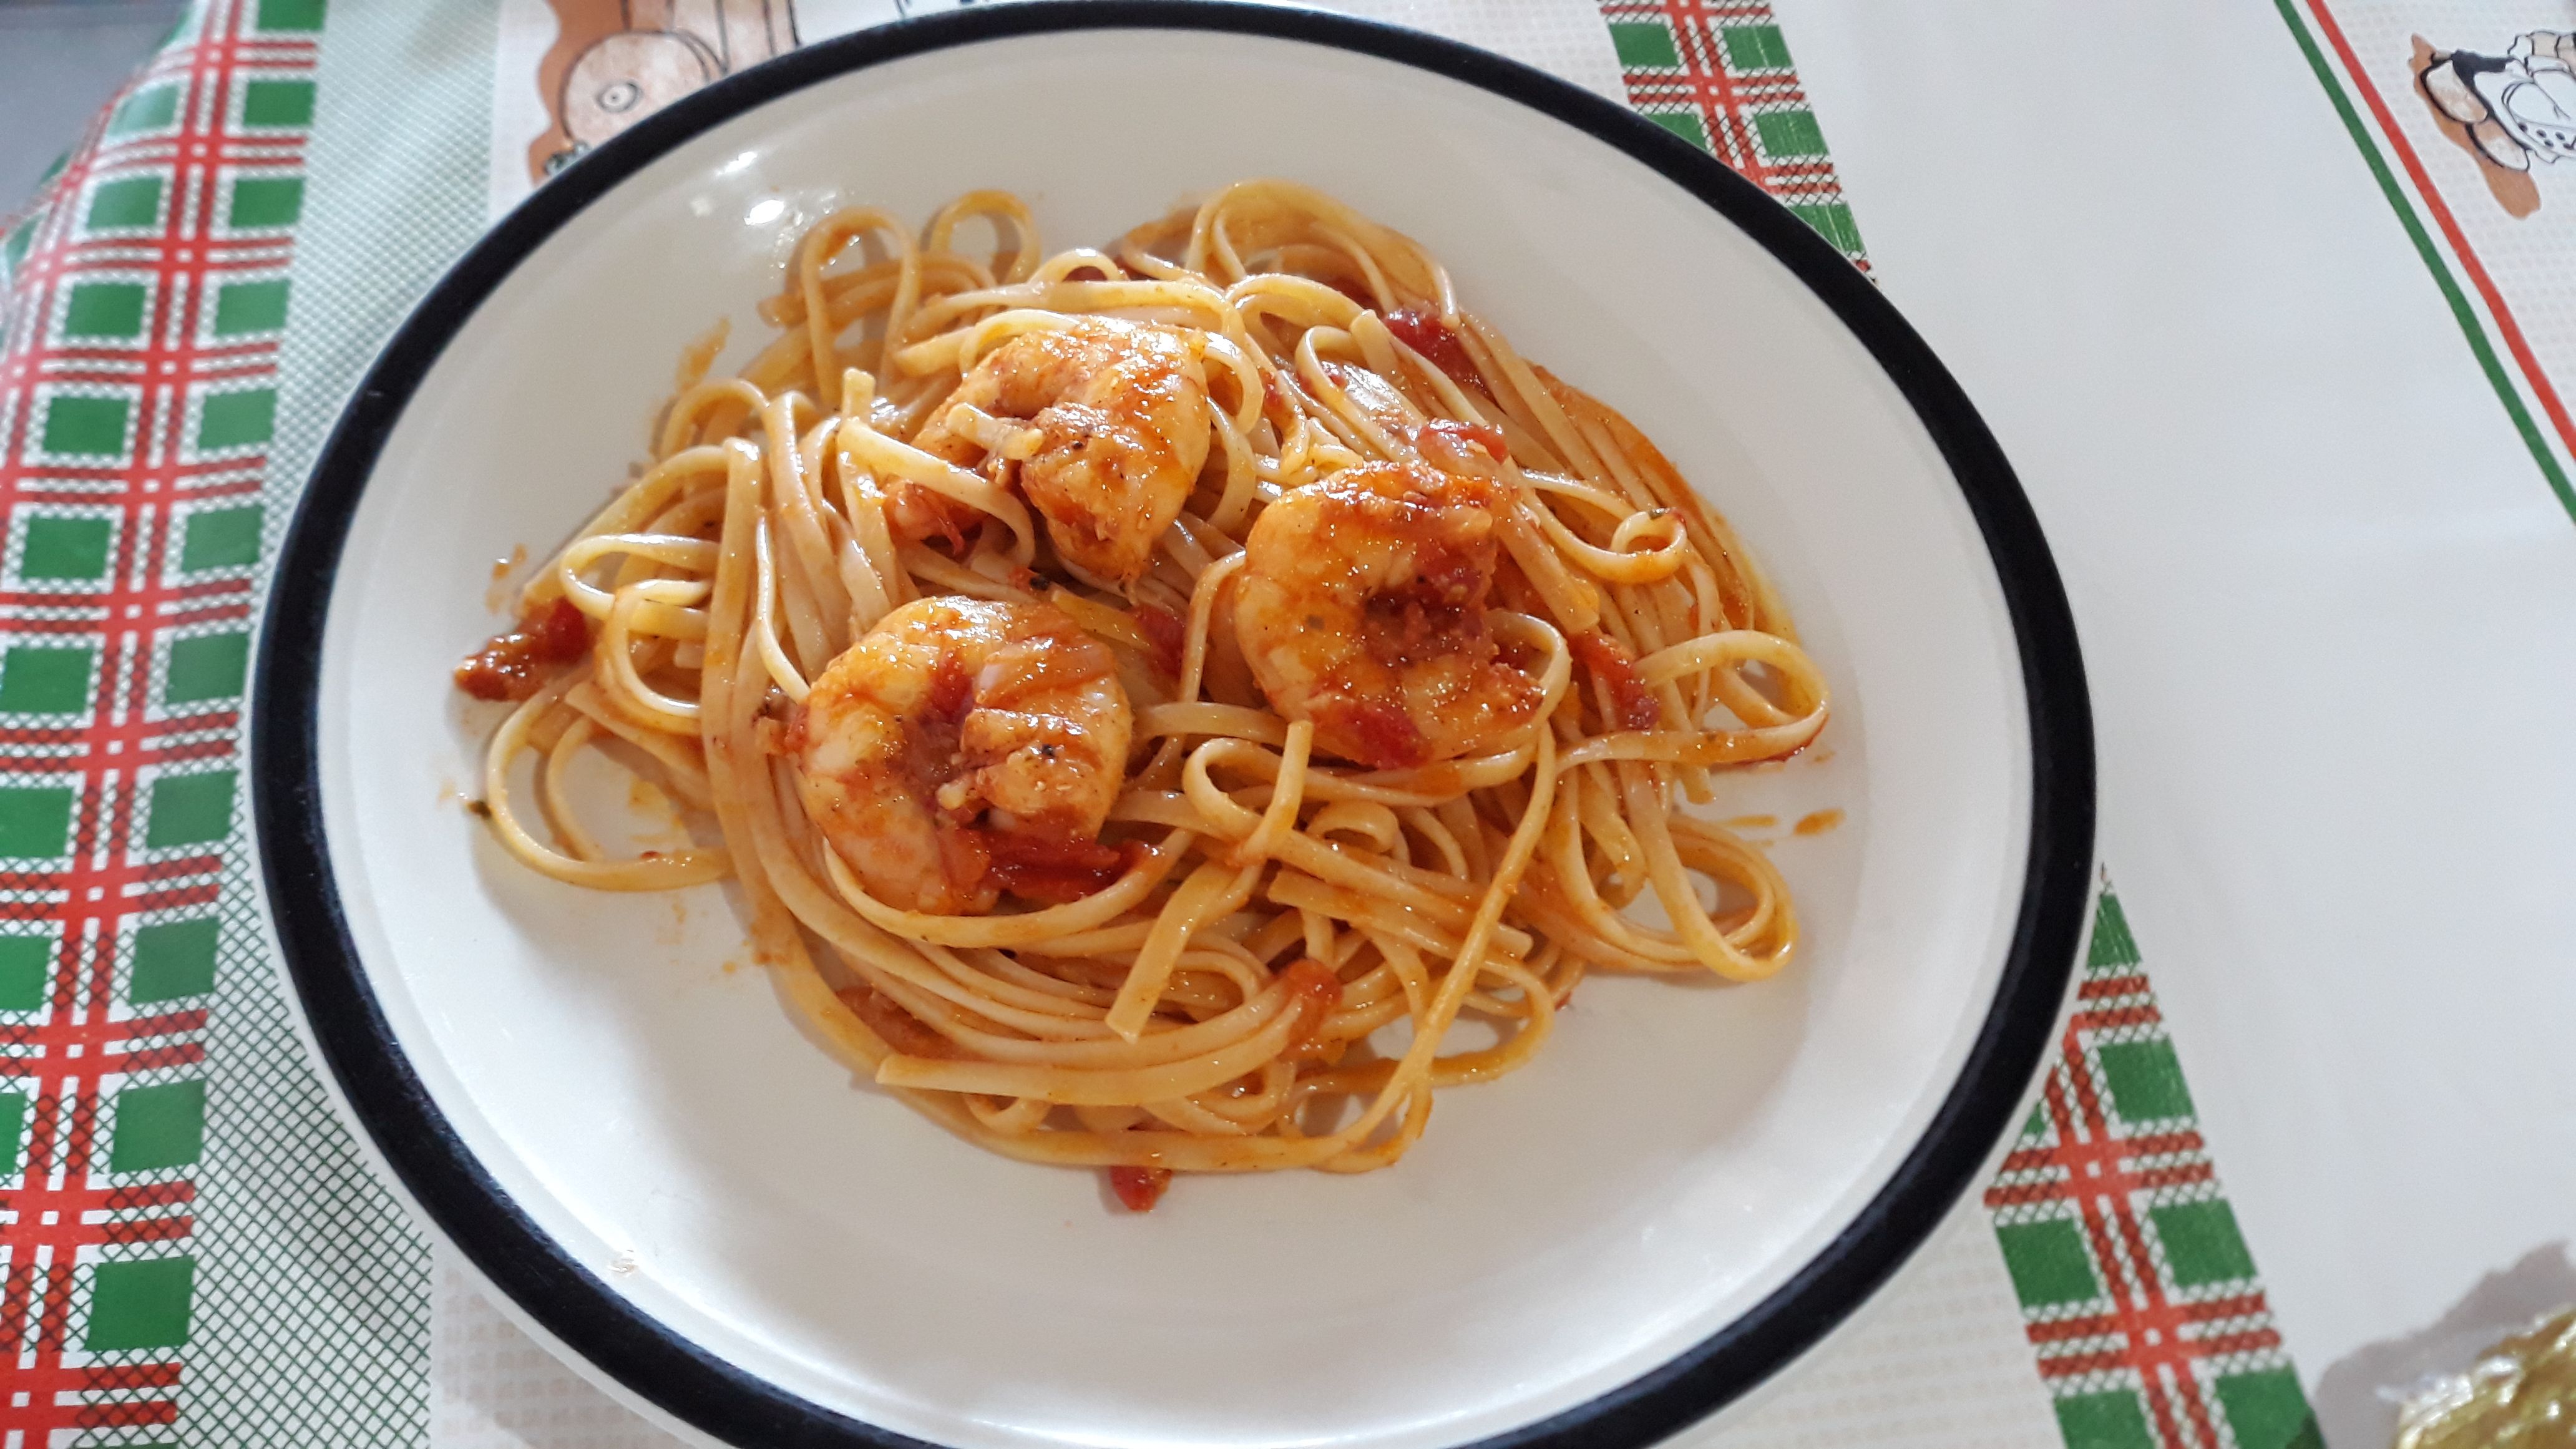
left=251, top=6, right=2092, bottom=1448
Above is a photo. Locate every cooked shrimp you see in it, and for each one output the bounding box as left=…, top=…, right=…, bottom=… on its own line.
left=1234, top=462, right=1543, bottom=769
left=904, top=318, right=1211, bottom=585
left=790, top=597, right=1133, bottom=914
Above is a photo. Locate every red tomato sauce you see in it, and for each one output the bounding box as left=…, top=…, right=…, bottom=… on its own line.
left=1569, top=631, right=1664, bottom=732
left=980, top=832, right=1133, bottom=904
left=455, top=597, right=590, bottom=701
left=1385, top=308, right=1484, bottom=390
left=1133, top=603, right=1188, bottom=680
left=1108, top=1165, right=1172, bottom=1212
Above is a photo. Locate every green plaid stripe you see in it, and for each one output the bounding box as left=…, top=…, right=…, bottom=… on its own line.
left=1986, top=887, right=2323, bottom=1449
left=1598, top=0, right=1867, bottom=265
left=0, top=0, right=324, bottom=1440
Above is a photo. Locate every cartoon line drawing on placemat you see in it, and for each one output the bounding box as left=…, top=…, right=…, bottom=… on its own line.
left=2416, top=28, right=2576, bottom=218
left=529, top=1, right=801, bottom=181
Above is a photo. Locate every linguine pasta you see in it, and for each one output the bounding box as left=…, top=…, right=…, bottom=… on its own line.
left=455, top=180, right=1828, bottom=1209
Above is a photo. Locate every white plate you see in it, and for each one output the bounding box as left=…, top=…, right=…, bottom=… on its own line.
left=250, top=6, right=2092, bottom=1448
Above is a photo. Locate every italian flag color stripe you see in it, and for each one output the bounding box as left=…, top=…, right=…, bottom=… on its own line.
left=2273, top=0, right=2576, bottom=516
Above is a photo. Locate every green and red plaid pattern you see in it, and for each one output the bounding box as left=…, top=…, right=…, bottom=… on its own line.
left=0, top=0, right=321, bottom=1441
left=1986, top=888, right=2321, bottom=1449
left=1596, top=0, right=1868, bottom=266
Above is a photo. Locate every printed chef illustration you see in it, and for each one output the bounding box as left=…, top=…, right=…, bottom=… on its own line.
left=527, top=0, right=799, bottom=182
left=2416, top=26, right=2576, bottom=217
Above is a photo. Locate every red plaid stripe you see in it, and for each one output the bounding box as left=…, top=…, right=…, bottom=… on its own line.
left=1986, top=889, right=2316, bottom=1449
left=1596, top=0, right=1869, bottom=266
left=0, top=1, right=315, bottom=1439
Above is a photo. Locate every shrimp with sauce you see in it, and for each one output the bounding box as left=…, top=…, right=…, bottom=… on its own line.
left=903, top=318, right=1212, bottom=586
left=462, top=187, right=1833, bottom=1203
left=789, top=597, right=1133, bottom=914
left=1234, top=461, right=1543, bottom=769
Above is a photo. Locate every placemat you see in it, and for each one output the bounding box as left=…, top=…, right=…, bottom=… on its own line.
left=0, top=2, right=2321, bottom=1444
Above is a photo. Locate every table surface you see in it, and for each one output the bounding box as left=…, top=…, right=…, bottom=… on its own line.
left=7, top=0, right=2576, bottom=1445
left=0, top=2, right=187, bottom=210
left=1778, top=0, right=2576, bottom=1388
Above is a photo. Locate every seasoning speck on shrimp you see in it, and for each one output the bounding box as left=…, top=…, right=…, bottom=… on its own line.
left=1235, top=462, right=1543, bottom=770
left=903, top=318, right=1212, bottom=585
left=789, top=597, right=1133, bottom=914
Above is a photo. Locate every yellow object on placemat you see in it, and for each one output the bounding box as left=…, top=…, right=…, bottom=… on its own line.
left=2398, top=1307, right=2576, bottom=1448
